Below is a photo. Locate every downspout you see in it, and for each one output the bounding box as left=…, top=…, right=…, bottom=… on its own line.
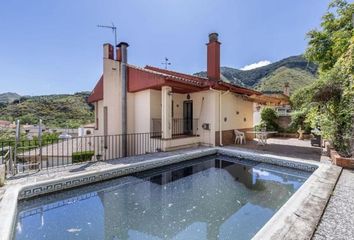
left=118, top=42, right=129, bottom=157
left=210, top=87, right=230, bottom=146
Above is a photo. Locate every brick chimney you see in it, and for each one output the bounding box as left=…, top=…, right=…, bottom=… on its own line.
left=207, top=33, right=221, bottom=81
left=103, top=43, right=114, bottom=60
left=284, top=82, right=290, bottom=96
left=116, top=46, right=122, bottom=61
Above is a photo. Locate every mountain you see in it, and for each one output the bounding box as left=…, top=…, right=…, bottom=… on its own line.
left=195, top=55, right=318, bottom=94
left=254, top=66, right=317, bottom=93
left=0, top=92, right=21, bottom=103
left=0, top=92, right=94, bottom=128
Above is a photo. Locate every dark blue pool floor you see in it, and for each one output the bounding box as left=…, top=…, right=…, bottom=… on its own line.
left=14, top=155, right=311, bottom=240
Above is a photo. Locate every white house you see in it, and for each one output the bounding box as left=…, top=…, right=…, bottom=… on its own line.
left=88, top=33, right=281, bottom=154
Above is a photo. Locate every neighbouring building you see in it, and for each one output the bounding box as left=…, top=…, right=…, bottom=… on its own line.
left=0, top=120, right=11, bottom=128
left=78, top=123, right=95, bottom=137
left=88, top=33, right=280, bottom=153
left=252, top=83, right=291, bottom=129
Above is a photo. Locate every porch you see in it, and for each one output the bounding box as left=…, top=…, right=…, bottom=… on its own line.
left=151, top=118, right=199, bottom=139
left=144, top=86, right=204, bottom=150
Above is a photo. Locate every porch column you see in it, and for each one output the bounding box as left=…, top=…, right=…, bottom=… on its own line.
left=161, top=86, right=172, bottom=139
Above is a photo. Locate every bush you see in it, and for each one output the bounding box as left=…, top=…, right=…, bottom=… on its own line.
left=254, top=121, right=267, bottom=131
left=289, top=110, right=312, bottom=134
left=72, top=151, right=94, bottom=163
left=260, top=108, right=279, bottom=131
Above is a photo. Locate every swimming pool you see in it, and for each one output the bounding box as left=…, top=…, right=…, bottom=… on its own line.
left=14, top=154, right=311, bottom=240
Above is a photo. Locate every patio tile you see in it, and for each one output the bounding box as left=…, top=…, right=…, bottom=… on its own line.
left=313, top=170, right=354, bottom=240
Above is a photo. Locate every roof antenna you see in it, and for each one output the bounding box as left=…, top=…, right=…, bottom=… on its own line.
left=97, top=22, right=118, bottom=48
left=161, top=57, right=171, bottom=69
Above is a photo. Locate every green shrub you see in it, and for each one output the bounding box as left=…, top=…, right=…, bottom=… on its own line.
left=260, top=108, right=279, bottom=131
left=289, top=110, right=312, bottom=134
left=72, top=151, right=94, bottom=163
left=254, top=121, right=267, bottom=131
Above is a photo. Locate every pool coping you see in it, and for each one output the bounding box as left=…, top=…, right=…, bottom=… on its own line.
left=0, top=147, right=341, bottom=240
left=220, top=148, right=342, bottom=240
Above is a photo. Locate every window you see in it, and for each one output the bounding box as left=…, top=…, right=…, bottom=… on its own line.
left=172, top=100, right=174, bottom=118
left=104, top=106, right=108, bottom=148
left=95, top=102, right=99, bottom=130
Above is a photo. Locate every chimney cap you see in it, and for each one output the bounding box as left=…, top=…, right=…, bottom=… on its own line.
left=117, top=42, right=129, bottom=48
left=209, top=33, right=219, bottom=42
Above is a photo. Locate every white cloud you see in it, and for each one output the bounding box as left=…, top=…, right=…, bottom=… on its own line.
left=241, top=60, right=271, bottom=70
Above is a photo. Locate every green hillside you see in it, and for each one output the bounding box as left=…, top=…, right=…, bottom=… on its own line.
left=0, top=92, right=94, bottom=128
left=195, top=55, right=318, bottom=93
left=0, top=92, right=21, bottom=104
left=254, top=67, right=317, bottom=94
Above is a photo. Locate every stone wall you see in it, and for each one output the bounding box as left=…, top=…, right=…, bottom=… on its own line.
left=277, top=116, right=291, bottom=129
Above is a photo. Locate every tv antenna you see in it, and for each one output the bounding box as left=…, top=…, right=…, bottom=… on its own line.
left=97, top=23, right=117, bottom=47
left=161, top=57, right=171, bottom=69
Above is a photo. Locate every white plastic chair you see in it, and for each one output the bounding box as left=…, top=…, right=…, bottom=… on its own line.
left=234, top=129, right=246, bottom=144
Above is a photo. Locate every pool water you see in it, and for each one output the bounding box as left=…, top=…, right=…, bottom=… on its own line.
left=14, top=155, right=311, bottom=240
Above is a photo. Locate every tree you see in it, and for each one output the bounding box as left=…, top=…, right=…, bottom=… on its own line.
left=310, top=39, right=354, bottom=156
left=294, top=0, right=354, bottom=156
left=305, top=0, right=353, bottom=72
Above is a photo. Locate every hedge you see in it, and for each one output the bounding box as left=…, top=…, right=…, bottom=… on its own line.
left=72, top=151, right=94, bottom=163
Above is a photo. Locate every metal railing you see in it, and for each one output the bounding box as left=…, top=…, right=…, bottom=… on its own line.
left=0, top=132, right=162, bottom=175
left=0, top=146, right=10, bottom=165
left=152, top=118, right=199, bottom=136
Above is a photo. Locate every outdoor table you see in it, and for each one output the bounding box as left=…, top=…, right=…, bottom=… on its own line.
left=246, top=131, right=278, bottom=145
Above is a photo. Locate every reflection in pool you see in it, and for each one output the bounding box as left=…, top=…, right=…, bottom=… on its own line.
left=15, top=155, right=311, bottom=240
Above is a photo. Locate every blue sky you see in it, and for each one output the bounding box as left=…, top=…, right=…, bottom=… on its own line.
left=0, top=0, right=333, bottom=95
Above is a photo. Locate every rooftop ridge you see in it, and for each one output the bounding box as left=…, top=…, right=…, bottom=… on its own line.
left=127, top=64, right=204, bottom=86
left=145, top=65, right=209, bottom=81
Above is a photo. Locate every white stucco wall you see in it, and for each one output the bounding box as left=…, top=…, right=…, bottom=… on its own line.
left=215, top=92, right=254, bottom=131
left=150, top=89, right=162, bottom=119
left=102, top=58, right=121, bottom=135
left=127, top=93, right=135, bottom=134
left=134, top=90, right=151, bottom=133
left=189, top=91, right=217, bottom=146
left=95, top=57, right=137, bottom=135
left=94, top=100, right=104, bottom=136
left=168, top=91, right=217, bottom=146
left=253, top=103, right=262, bottom=127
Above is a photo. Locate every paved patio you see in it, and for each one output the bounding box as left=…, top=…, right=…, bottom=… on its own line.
left=312, top=169, right=354, bottom=240
left=231, top=137, right=323, bottom=161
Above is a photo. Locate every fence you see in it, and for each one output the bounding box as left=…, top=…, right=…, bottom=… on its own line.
left=151, top=118, right=199, bottom=136
left=0, top=132, right=162, bottom=175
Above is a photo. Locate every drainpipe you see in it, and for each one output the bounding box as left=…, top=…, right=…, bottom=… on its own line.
left=210, top=88, right=230, bottom=146
left=118, top=42, right=129, bottom=157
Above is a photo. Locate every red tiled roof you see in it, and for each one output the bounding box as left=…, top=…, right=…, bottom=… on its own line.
left=145, top=66, right=208, bottom=85
left=0, top=120, right=11, bottom=125
left=128, top=65, right=205, bottom=93
left=144, top=65, right=260, bottom=95
left=130, top=65, right=204, bottom=86
left=88, top=75, right=103, bottom=103
left=215, top=81, right=261, bottom=96
left=88, top=65, right=262, bottom=102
